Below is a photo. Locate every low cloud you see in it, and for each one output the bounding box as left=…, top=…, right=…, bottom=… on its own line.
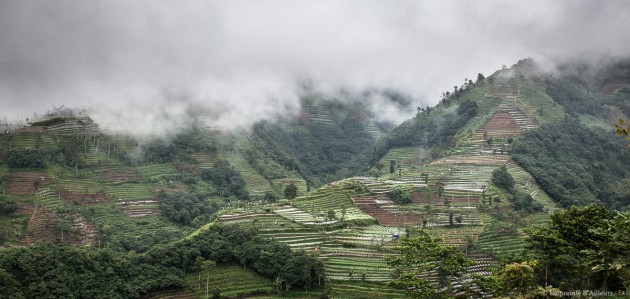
left=1, top=0, right=629, bottom=133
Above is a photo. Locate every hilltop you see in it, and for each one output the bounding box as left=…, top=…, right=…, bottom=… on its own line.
left=0, top=58, right=629, bottom=298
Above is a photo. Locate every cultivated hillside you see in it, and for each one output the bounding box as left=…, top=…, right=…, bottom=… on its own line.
left=0, top=58, right=629, bottom=298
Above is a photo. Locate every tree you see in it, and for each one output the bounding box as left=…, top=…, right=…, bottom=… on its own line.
left=0, top=195, right=17, bottom=215
left=476, top=73, right=485, bottom=83
left=492, top=166, right=514, bottom=192
left=585, top=211, right=630, bottom=288
left=283, top=183, right=298, bottom=200
left=386, top=229, right=474, bottom=298
left=374, top=163, right=384, bottom=177
left=474, top=261, right=540, bottom=297
left=527, top=204, right=617, bottom=291
left=387, top=188, right=411, bottom=205
left=0, top=269, right=24, bottom=299
left=389, top=160, right=396, bottom=174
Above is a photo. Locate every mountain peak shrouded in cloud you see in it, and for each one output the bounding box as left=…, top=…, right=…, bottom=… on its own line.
left=1, top=0, right=629, bottom=133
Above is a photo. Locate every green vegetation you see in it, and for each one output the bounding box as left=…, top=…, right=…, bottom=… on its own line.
left=513, top=120, right=630, bottom=209
left=491, top=166, right=542, bottom=213
left=0, top=224, right=326, bottom=298
left=0, top=243, right=184, bottom=298
left=1, top=57, right=630, bottom=298
left=200, top=159, right=249, bottom=200
left=386, top=229, right=474, bottom=298
left=251, top=113, right=374, bottom=186
left=387, top=187, right=411, bottom=205
left=159, top=191, right=221, bottom=226
left=7, top=149, right=44, bottom=168
left=0, top=195, right=17, bottom=214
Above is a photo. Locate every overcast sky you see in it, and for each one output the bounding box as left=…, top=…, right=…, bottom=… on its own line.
left=1, top=0, right=629, bottom=133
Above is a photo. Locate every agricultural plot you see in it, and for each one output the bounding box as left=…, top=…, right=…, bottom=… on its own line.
left=477, top=214, right=528, bottom=260
left=352, top=195, right=420, bottom=227
left=0, top=133, right=39, bottom=149
left=5, top=171, right=54, bottom=195
left=116, top=198, right=160, bottom=218
left=272, top=177, right=307, bottom=197
left=57, top=189, right=111, bottom=206
left=186, top=265, right=275, bottom=298
left=51, top=167, right=104, bottom=194
left=330, top=281, right=405, bottom=299
left=364, top=122, right=386, bottom=139
left=94, top=164, right=140, bottom=183
left=82, top=205, right=189, bottom=247
left=106, top=183, right=153, bottom=200
left=301, top=103, right=335, bottom=125
left=426, top=226, right=484, bottom=249
left=190, top=151, right=216, bottom=169
left=292, top=180, right=370, bottom=219
left=373, top=146, right=425, bottom=173
left=506, top=161, right=557, bottom=212
left=261, top=230, right=326, bottom=250
left=430, top=154, right=509, bottom=167
left=218, top=146, right=274, bottom=196
left=23, top=202, right=97, bottom=246
left=471, top=111, right=523, bottom=141
left=219, top=213, right=304, bottom=230
left=36, top=188, right=67, bottom=210
left=273, top=205, right=334, bottom=225
left=136, top=163, right=179, bottom=182
left=139, top=288, right=198, bottom=299
left=44, top=119, right=98, bottom=135
left=326, top=225, right=404, bottom=247
left=23, top=207, right=58, bottom=244
left=319, top=247, right=393, bottom=282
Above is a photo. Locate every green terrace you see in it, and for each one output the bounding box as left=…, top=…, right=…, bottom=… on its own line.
left=330, top=281, right=405, bottom=299
left=135, top=163, right=180, bottom=182
left=218, top=146, right=274, bottom=196
left=477, top=213, right=528, bottom=260
left=186, top=265, right=279, bottom=299
left=320, top=247, right=393, bottom=282
left=326, top=225, right=404, bottom=247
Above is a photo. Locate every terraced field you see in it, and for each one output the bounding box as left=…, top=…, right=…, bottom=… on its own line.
left=329, top=281, right=404, bottom=299
left=476, top=214, right=528, bottom=260
left=140, top=288, right=198, bottom=299
left=186, top=265, right=275, bottom=298
left=319, top=245, right=394, bottom=283
left=136, top=163, right=180, bottom=182
left=327, top=225, right=403, bottom=246
left=5, top=171, right=54, bottom=195
left=218, top=144, right=274, bottom=196
left=373, top=146, right=426, bottom=173
left=292, top=180, right=373, bottom=222
left=352, top=194, right=420, bottom=227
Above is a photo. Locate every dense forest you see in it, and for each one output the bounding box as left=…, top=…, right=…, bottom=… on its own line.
left=250, top=103, right=377, bottom=186
left=513, top=120, right=630, bottom=209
